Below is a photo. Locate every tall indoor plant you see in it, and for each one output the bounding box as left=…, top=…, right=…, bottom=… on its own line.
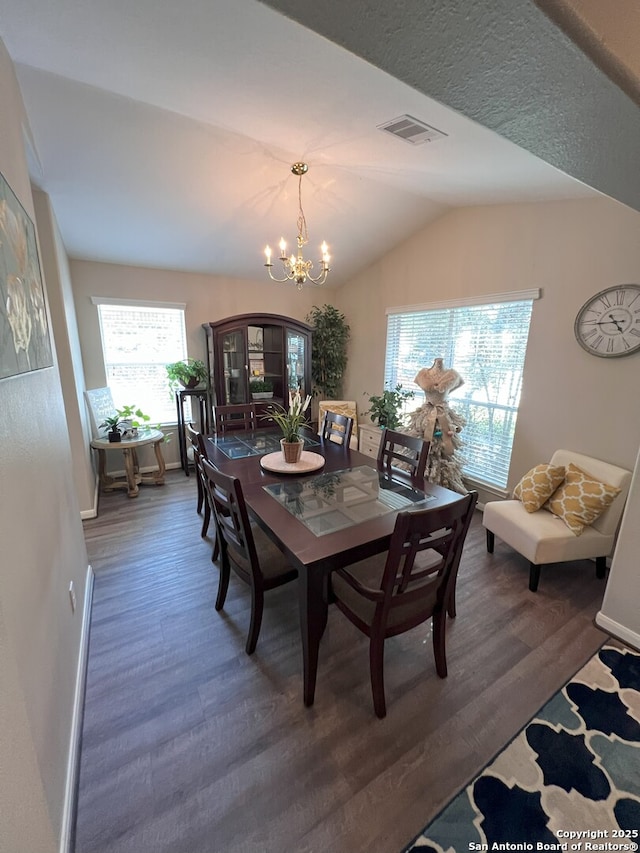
left=306, top=304, right=350, bottom=401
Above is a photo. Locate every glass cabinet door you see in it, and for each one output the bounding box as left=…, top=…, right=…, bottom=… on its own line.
left=220, top=328, right=247, bottom=404
left=286, top=329, right=306, bottom=394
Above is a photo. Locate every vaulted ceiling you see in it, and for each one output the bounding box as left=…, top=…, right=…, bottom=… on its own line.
left=1, top=0, right=634, bottom=287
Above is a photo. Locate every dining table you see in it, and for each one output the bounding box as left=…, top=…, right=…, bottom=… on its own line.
left=205, top=427, right=463, bottom=706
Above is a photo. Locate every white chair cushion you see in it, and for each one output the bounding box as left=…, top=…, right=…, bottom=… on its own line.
left=483, top=450, right=632, bottom=567
left=482, top=500, right=616, bottom=565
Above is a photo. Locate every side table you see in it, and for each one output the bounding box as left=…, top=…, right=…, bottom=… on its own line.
left=176, top=388, right=210, bottom=475
left=91, top=429, right=166, bottom=498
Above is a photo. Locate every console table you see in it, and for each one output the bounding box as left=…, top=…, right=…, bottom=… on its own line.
left=91, top=429, right=166, bottom=498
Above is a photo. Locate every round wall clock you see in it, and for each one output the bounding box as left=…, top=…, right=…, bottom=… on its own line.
left=574, top=284, right=640, bottom=358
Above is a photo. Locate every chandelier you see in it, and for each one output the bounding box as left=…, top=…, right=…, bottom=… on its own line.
left=264, top=162, right=331, bottom=290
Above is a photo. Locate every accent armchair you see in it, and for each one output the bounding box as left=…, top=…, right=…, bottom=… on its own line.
left=483, top=449, right=632, bottom=592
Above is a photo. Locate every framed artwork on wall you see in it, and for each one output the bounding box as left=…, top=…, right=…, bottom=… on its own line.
left=0, top=171, right=53, bottom=379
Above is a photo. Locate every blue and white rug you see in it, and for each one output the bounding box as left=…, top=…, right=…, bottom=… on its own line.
left=403, top=645, right=640, bottom=852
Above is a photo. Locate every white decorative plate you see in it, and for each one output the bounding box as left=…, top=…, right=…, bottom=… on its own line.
left=260, top=451, right=326, bottom=474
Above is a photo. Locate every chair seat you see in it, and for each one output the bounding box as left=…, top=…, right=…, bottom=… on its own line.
left=332, top=549, right=441, bottom=629
left=482, top=500, right=615, bottom=565
left=229, top=525, right=297, bottom=584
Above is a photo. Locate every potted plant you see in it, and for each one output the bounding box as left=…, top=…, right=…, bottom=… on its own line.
left=249, top=378, right=273, bottom=400
left=306, top=304, right=350, bottom=400
left=166, top=358, right=208, bottom=391
left=116, top=405, right=151, bottom=438
left=363, top=384, right=415, bottom=430
left=268, top=390, right=312, bottom=463
left=99, top=414, right=124, bottom=443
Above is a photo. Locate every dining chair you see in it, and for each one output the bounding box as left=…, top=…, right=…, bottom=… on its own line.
left=186, top=423, right=210, bottom=538
left=196, top=433, right=219, bottom=562
left=214, top=404, right=257, bottom=434
left=320, top=410, right=354, bottom=447
left=201, top=458, right=298, bottom=654
left=330, top=490, right=478, bottom=717
left=377, top=428, right=430, bottom=488
left=317, top=401, right=358, bottom=449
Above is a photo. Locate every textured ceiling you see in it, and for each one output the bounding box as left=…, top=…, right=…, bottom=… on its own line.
left=535, top=0, right=640, bottom=107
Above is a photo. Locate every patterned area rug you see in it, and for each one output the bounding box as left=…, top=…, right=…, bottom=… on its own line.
left=403, top=644, right=640, bottom=852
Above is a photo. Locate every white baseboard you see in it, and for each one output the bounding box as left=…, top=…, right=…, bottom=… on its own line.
left=59, top=564, right=94, bottom=853
left=79, top=477, right=99, bottom=519
left=595, top=611, right=640, bottom=652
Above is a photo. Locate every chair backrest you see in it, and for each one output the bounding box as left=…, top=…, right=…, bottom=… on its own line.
left=549, top=449, right=632, bottom=536
left=321, top=410, right=354, bottom=446
left=85, top=387, right=116, bottom=439
left=201, top=457, right=259, bottom=576
left=356, top=491, right=478, bottom=633
left=214, top=404, right=256, bottom=434
left=318, top=401, right=358, bottom=448
left=377, top=428, right=430, bottom=487
left=186, top=422, right=205, bottom=473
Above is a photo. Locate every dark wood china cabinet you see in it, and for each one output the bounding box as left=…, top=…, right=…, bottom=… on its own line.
left=203, top=313, right=313, bottom=430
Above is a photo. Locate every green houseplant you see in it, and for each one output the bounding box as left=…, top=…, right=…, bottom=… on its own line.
left=306, top=304, right=350, bottom=399
left=268, top=391, right=312, bottom=463
left=166, top=358, right=208, bottom=391
left=249, top=378, right=273, bottom=399
left=116, top=405, right=151, bottom=428
left=363, top=384, right=415, bottom=430
left=99, top=414, right=124, bottom=443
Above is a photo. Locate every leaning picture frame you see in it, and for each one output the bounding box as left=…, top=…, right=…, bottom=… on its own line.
left=0, top=171, right=53, bottom=379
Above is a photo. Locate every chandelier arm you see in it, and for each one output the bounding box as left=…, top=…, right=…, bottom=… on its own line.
left=265, top=265, right=296, bottom=284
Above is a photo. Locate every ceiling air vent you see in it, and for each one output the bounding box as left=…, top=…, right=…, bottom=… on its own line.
left=377, top=115, right=447, bottom=145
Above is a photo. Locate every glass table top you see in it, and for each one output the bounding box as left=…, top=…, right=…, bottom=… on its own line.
left=211, top=429, right=320, bottom=459
left=264, top=465, right=436, bottom=537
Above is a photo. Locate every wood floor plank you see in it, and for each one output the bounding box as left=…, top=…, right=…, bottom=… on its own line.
left=75, top=471, right=611, bottom=853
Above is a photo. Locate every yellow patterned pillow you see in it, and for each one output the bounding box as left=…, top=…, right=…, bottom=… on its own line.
left=513, top=464, right=566, bottom=512
left=544, top=463, right=621, bottom=535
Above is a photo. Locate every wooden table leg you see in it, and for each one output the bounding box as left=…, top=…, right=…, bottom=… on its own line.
left=299, top=565, right=329, bottom=707
left=152, top=440, right=166, bottom=484
left=121, top=448, right=140, bottom=497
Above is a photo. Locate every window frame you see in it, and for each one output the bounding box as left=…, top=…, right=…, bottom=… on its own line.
left=384, top=289, right=540, bottom=490
left=92, top=296, right=189, bottom=425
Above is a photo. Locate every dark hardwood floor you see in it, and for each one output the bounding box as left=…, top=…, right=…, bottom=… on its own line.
left=76, top=470, right=608, bottom=853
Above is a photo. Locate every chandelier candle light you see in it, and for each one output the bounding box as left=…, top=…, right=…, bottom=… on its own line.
left=264, top=162, right=331, bottom=290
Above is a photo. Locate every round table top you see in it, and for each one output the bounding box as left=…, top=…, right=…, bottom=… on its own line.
left=91, top=428, right=164, bottom=450
left=259, top=450, right=325, bottom=474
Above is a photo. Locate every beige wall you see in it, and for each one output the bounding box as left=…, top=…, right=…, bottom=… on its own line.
left=0, top=39, right=90, bottom=853
left=70, top=258, right=337, bottom=467
left=335, top=196, right=640, bottom=488
left=33, top=190, right=96, bottom=516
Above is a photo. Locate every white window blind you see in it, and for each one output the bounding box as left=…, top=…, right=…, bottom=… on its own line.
left=95, top=301, right=188, bottom=424
left=385, top=292, right=537, bottom=489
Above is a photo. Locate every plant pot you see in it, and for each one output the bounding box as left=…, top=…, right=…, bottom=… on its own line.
left=180, top=377, right=201, bottom=389
left=108, top=429, right=122, bottom=443
left=251, top=392, right=273, bottom=400
left=281, top=438, right=303, bottom=464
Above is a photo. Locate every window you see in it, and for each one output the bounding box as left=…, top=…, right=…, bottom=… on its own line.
left=385, top=290, right=539, bottom=489
left=93, top=298, right=188, bottom=424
